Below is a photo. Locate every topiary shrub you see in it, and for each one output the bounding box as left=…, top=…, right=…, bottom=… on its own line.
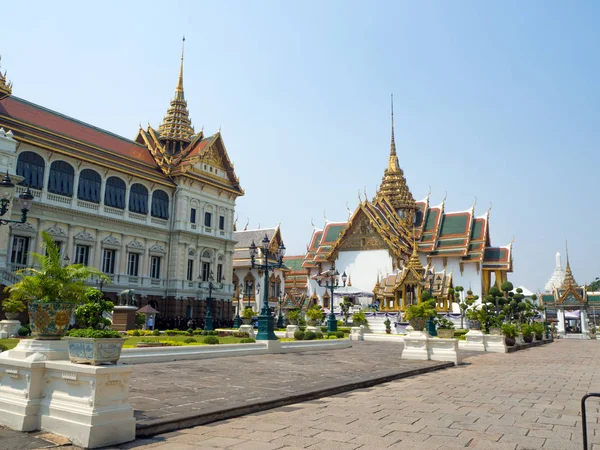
left=187, top=328, right=194, bottom=335
left=304, top=331, right=316, bottom=341
left=240, top=338, right=256, bottom=343
left=18, top=326, right=30, bottom=337
left=152, top=329, right=160, bottom=336
left=202, top=336, right=219, bottom=345
left=315, top=331, right=324, bottom=339
left=183, top=337, right=197, bottom=344
left=320, top=326, right=328, bottom=333
left=193, top=329, right=204, bottom=335
left=294, top=330, right=305, bottom=340
left=233, top=331, right=250, bottom=338
left=336, top=331, right=345, bottom=338
left=132, top=329, right=140, bottom=337
left=211, top=330, right=218, bottom=336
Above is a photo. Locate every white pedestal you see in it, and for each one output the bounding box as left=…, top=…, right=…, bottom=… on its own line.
left=306, top=326, right=319, bottom=334
left=239, top=325, right=255, bottom=339
left=402, top=331, right=430, bottom=360
left=0, top=320, right=21, bottom=338
left=1, top=339, right=69, bottom=361
left=484, top=334, right=507, bottom=353
left=464, top=330, right=486, bottom=351
left=350, top=327, right=364, bottom=341
left=0, top=340, right=135, bottom=449
left=428, top=338, right=461, bottom=366
left=285, top=325, right=299, bottom=338
left=264, top=340, right=282, bottom=353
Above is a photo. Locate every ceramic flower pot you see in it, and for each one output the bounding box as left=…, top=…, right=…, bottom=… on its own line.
left=242, top=318, right=252, bottom=325
left=468, top=320, right=481, bottom=330
left=437, top=329, right=454, bottom=339
left=4, top=312, right=19, bottom=320
left=504, top=336, right=516, bottom=346
left=535, top=333, right=543, bottom=341
left=523, top=334, right=533, bottom=343
left=65, top=337, right=125, bottom=365
left=28, top=301, right=76, bottom=340
left=409, top=319, right=426, bottom=331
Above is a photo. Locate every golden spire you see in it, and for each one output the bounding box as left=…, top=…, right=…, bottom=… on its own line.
left=0, top=56, right=13, bottom=100
left=377, top=94, right=417, bottom=216
left=406, top=231, right=425, bottom=273
left=561, top=239, right=577, bottom=289
left=158, top=37, right=195, bottom=145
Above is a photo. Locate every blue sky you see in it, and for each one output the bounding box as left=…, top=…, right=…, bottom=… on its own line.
left=1, top=0, right=599, bottom=292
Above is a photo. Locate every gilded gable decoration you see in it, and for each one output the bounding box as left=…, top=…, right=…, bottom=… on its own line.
left=0, top=56, right=12, bottom=100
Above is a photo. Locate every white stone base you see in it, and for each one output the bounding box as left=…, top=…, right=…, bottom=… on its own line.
left=0, top=340, right=135, bottom=448
left=464, top=330, right=486, bottom=352
left=0, top=320, right=21, bottom=338
left=239, top=325, right=255, bottom=339
left=1, top=339, right=69, bottom=361
left=305, top=326, right=319, bottom=334
left=285, top=325, right=299, bottom=338
left=350, top=327, right=364, bottom=341
left=484, top=334, right=507, bottom=353
left=402, top=331, right=429, bottom=360
left=428, top=338, right=462, bottom=365
left=264, top=340, right=282, bottom=353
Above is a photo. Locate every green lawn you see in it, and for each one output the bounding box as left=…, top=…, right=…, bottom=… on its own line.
left=0, top=338, right=22, bottom=350
left=122, top=335, right=254, bottom=348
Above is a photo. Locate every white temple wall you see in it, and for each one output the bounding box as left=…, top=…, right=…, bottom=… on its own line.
left=428, top=257, right=482, bottom=312
left=335, top=249, right=393, bottom=294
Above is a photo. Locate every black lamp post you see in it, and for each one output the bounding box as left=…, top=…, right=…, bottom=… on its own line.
left=277, top=293, right=285, bottom=329
left=233, top=282, right=243, bottom=328
left=0, top=172, right=34, bottom=226
left=200, top=271, right=222, bottom=331
left=249, top=234, right=285, bottom=340
left=314, top=265, right=347, bottom=332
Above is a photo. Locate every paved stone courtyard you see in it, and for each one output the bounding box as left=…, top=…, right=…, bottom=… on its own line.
left=118, top=340, right=600, bottom=449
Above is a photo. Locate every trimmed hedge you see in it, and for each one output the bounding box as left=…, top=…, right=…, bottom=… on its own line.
left=240, top=338, right=256, bottom=343
left=294, top=330, right=305, bottom=340
left=304, top=331, right=316, bottom=341
left=202, top=336, right=220, bottom=345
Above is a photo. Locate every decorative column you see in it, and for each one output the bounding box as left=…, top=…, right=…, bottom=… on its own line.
left=557, top=309, right=566, bottom=337
left=581, top=309, right=590, bottom=338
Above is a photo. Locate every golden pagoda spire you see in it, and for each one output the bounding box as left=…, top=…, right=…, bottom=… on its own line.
left=0, top=56, right=13, bottom=100
left=406, top=231, right=425, bottom=273
left=376, top=94, right=417, bottom=218
left=158, top=37, right=195, bottom=147
left=561, top=239, right=577, bottom=289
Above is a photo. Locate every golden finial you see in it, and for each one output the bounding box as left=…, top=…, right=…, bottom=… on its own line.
left=358, top=190, right=362, bottom=203
left=390, top=93, right=396, bottom=157
left=472, top=196, right=477, bottom=210
left=243, top=217, right=249, bottom=231
left=346, top=201, right=352, bottom=217
left=364, top=185, right=367, bottom=200
left=427, top=185, right=431, bottom=200
left=442, top=191, right=447, bottom=203
left=311, top=218, right=316, bottom=231
left=323, top=210, right=328, bottom=223
left=0, top=56, right=13, bottom=99
left=562, top=239, right=577, bottom=288
left=487, top=202, right=492, bottom=216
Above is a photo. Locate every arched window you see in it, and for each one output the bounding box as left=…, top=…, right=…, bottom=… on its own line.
left=16, top=152, right=45, bottom=189
left=104, top=176, right=126, bottom=209
left=129, top=183, right=148, bottom=214
left=48, top=161, right=74, bottom=196
left=77, top=169, right=101, bottom=203
left=151, top=190, right=169, bottom=219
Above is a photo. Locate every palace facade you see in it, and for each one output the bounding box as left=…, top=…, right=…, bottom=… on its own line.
left=303, top=104, right=513, bottom=313
left=0, top=50, right=243, bottom=323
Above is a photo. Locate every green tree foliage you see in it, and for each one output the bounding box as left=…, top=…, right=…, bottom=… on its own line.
left=588, top=278, right=600, bottom=292
left=339, top=296, right=353, bottom=325
left=75, top=288, right=114, bottom=330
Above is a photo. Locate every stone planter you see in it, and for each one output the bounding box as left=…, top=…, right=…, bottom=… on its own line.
left=535, top=333, right=543, bottom=341
left=437, top=329, right=454, bottom=339
left=409, top=319, right=426, bottom=331
left=28, top=301, right=76, bottom=340
left=523, top=334, right=533, bottom=343
left=489, top=327, right=502, bottom=336
left=242, top=318, right=252, bottom=325
left=307, top=320, right=318, bottom=326
left=468, top=320, right=481, bottom=330
left=4, top=312, right=19, bottom=320
left=65, top=337, right=126, bottom=365
left=505, top=336, right=516, bottom=346
left=288, top=319, right=298, bottom=325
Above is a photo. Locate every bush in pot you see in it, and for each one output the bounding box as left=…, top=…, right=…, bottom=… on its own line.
left=287, top=309, right=301, bottom=325
left=487, top=316, right=503, bottom=335
left=2, top=298, right=26, bottom=320
left=241, top=307, right=254, bottom=324
left=66, top=288, right=125, bottom=365
left=5, top=232, right=110, bottom=340
left=306, top=306, right=324, bottom=326
left=404, top=297, right=436, bottom=331
left=435, top=317, right=455, bottom=338
left=532, top=322, right=545, bottom=340
left=521, top=324, right=534, bottom=343
left=384, top=318, right=392, bottom=334
left=502, top=323, right=517, bottom=346
left=351, top=310, right=368, bottom=328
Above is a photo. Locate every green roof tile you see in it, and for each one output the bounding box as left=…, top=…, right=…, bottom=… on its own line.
left=440, top=214, right=469, bottom=237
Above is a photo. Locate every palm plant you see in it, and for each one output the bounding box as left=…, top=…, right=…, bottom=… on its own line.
left=5, top=231, right=109, bottom=304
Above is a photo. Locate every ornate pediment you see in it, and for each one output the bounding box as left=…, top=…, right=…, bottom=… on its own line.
left=127, top=239, right=144, bottom=250
left=74, top=230, right=94, bottom=242
left=46, top=225, right=67, bottom=238
left=10, top=222, right=36, bottom=233
left=103, top=235, right=121, bottom=246
left=338, top=211, right=388, bottom=252
left=201, top=144, right=225, bottom=171
left=149, top=243, right=166, bottom=253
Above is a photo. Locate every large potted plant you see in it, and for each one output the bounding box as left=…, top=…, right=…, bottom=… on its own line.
left=532, top=322, right=545, bottom=341
left=351, top=310, right=368, bottom=328
left=241, top=307, right=254, bottom=325
left=306, top=306, right=323, bottom=326
left=65, top=288, right=124, bottom=365
left=384, top=318, right=392, bottom=334
left=466, top=306, right=482, bottom=330
left=404, top=299, right=436, bottom=331
left=502, top=323, right=517, bottom=346
left=435, top=317, right=455, bottom=338
left=488, top=316, right=503, bottom=335
left=2, top=298, right=26, bottom=320
left=521, top=323, right=534, bottom=343
left=4, top=232, right=109, bottom=340
left=287, top=309, right=301, bottom=325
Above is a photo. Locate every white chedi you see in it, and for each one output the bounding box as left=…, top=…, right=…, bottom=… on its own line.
left=545, top=251, right=565, bottom=293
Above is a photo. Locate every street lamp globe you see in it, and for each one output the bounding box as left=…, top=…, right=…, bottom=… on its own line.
left=18, top=187, right=34, bottom=212
left=261, top=234, right=270, bottom=252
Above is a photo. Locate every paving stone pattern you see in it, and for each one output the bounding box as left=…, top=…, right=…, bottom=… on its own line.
left=121, top=340, right=600, bottom=449
left=130, top=342, right=445, bottom=425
